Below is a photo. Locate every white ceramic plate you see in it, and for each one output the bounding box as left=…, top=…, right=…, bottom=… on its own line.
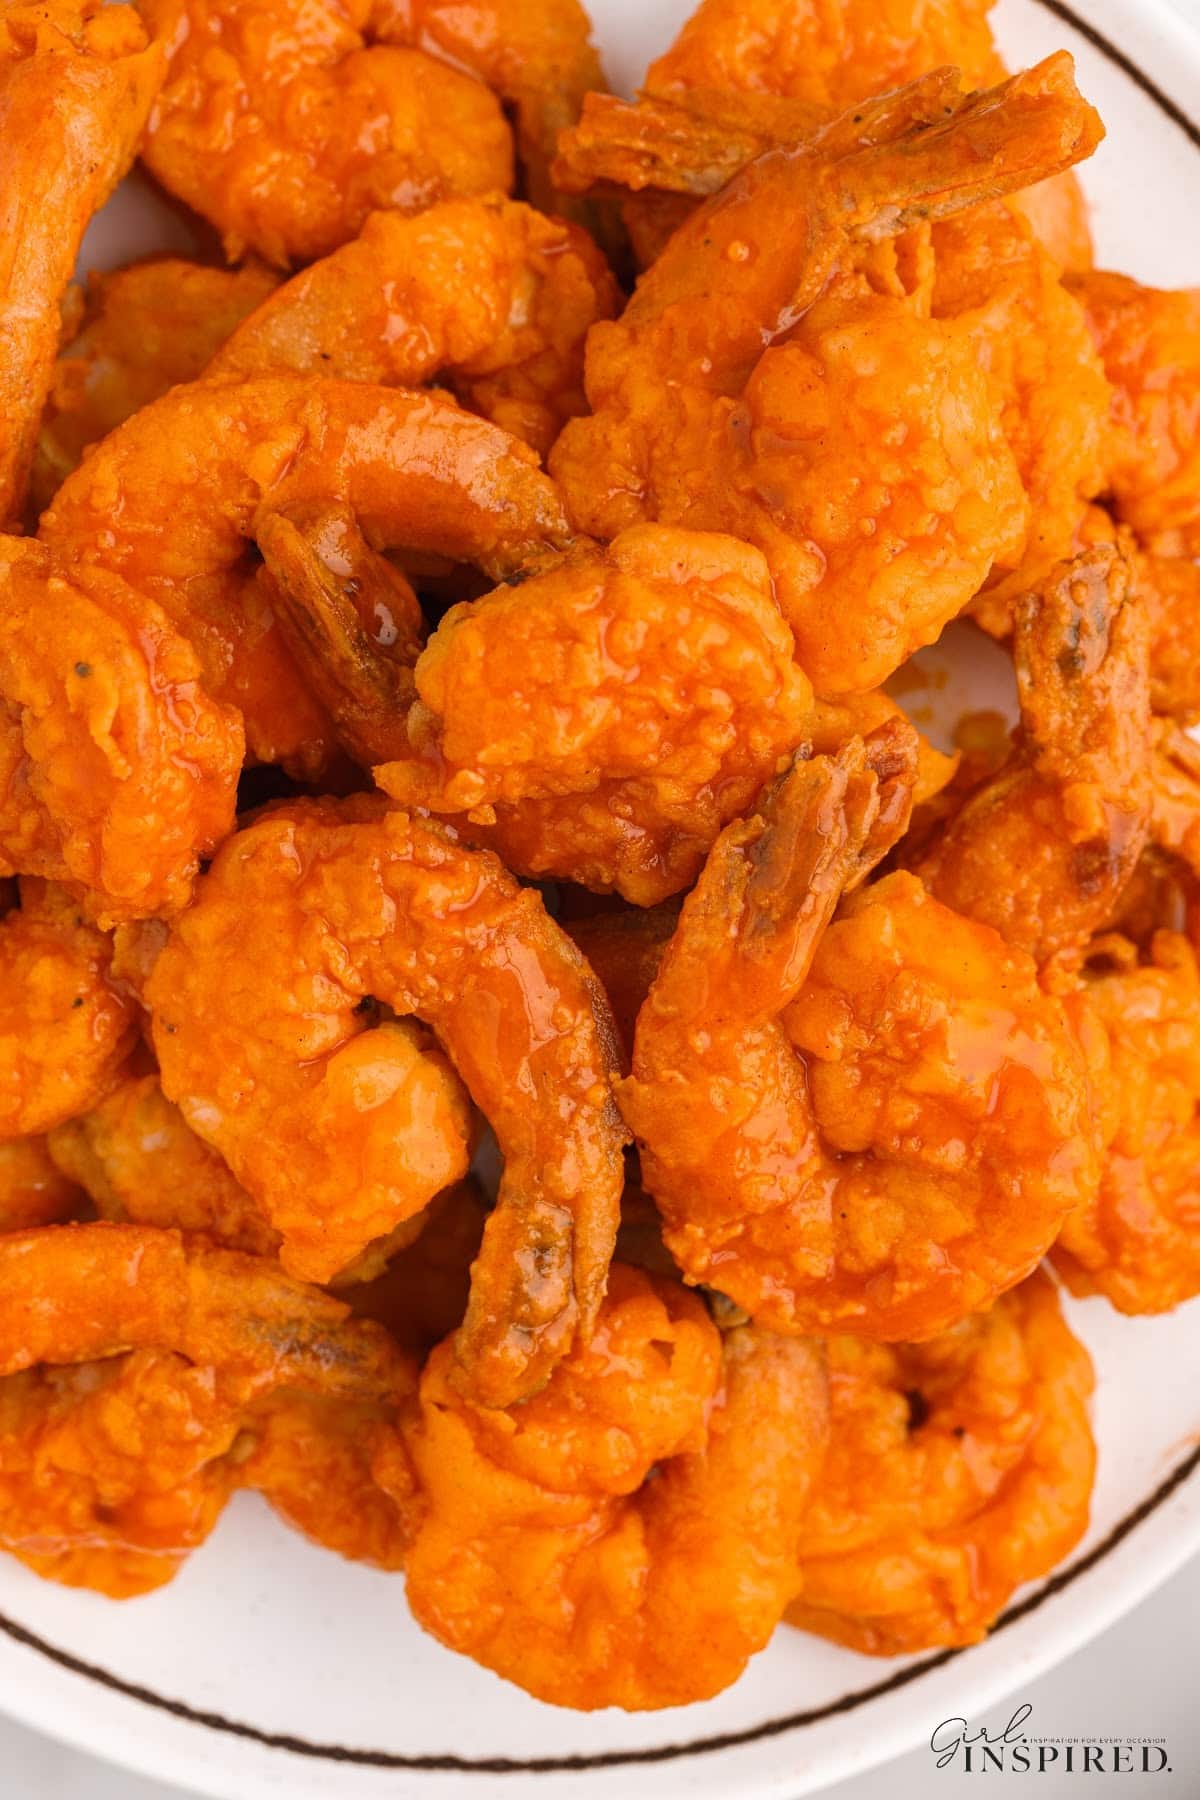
left=4, top=2, right=1200, bottom=1796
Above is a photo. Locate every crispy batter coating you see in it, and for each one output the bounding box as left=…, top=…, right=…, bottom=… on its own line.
left=374, top=527, right=813, bottom=902
left=0, top=0, right=162, bottom=524
left=0, top=537, right=242, bottom=925
left=1054, top=928, right=1200, bottom=1313
left=1070, top=271, right=1200, bottom=554
left=208, top=197, right=618, bottom=461
left=550, top=60, right=1102, bottom=694
left=0, top=1137, right=81, bottom=1233
left=642, top=0, right=1001, bottom=105
left=137, top=0, right=513, bottom=266
left=0, top=880, right=136, bottom=1139
left=33, top=259, right=279, bottom=515
left=620, top=738, right=1099, bottom=1340
left=47, top=1073, right=279, bottom=1257
left=914, top=547, right=1151, bottom=962
left=1141, top=554, right=1200, bottom=722
left=930, top=203, right=1111, bottom=578
left=788, top=1272, right=1094, bottom=1653
left=400, top=1264, right=829, bottom=1709
left=145, top=794, right=626, bottom=1405
left=137, top=0, right=603, bottom=266
left=39, top=378, right=571, bottom=782
left=0, top=1222, right=417, bottom=1594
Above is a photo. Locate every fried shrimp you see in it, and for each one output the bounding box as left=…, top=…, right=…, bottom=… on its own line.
left=0, top=1138, right=80, bottom=1233
left=47, top=1073, right=279, bottom=1258
left=33, top=259, right=279, bottom=514
left=399, top=1263, right=828, bottom=1708
left=145, top=794, right=626, bottom=1404
left=564, top=906, right=679, bottom=1059
left=136, top=0, right=512, bottom=266
left=39, top=378, right=572, bottom=780
left=620, top=734, right=1100, bottom=1341
left=371, top=526, right=813, bottom=903
left=1053, top=927, right=1200, bottom=1314
left=929, top=202, right=1111, bottom=577
left=788, top=1271, right=1094, bottom=1653
left=206, top=198, right=618, bottom=459
left=914, top=546, right=1151, bottom=963
left=550, top=59, right=1103, bottom=694
left=0, top=880, right=136, bottom=1139
left=137, top=0, right=602, bottom=266
left=1141, top=554, right=1200, bottom=723
left=1069, top=271, right=1200, bottom=554
left=0, top=0, right=163, bottom=525
left=0, top=1222, right=417, bottom=1594
left=0, top=536, right=243, bottom=924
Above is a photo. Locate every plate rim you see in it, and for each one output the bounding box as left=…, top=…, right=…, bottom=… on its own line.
left=2, top=0, right=1200, bottom=1793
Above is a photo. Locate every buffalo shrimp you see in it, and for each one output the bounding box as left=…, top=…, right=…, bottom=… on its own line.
left=0, top=0, right=162, bottom=524
left=1053, top=924, right=1200, bottom=1314
left=38, top=377, right=571, bottom=780
left=144, top=794, right=626, bottom=1405
left=789, top=1272, right=1094, bottom=1653
left=914, top=545, right=1151, bottom=963
left=619, top=736, right=1100, bottom=1340
left=0, top=879, right=136, bottom=1139
left=1070, top=270, right=1200, bottom=554
left=206, top=197, right=618, bottom=459
left=0, top=1223, right=417, bottom=1594
left=398, top=1263, right=828, bottom=1709
left=367, top=526, right=813, bottom=903
left=0, top=536, right=242, bottom=924
left=550, top=59, right=1103, bottom=694
left=33, top=259, right=279, bottom=514
left=0, top=1139, right=81, bottom=1233
left=137, top=0, right=602, bottom=265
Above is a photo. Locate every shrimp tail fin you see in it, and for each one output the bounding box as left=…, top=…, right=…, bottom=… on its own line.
left=255, top=504, right=422, bottom=767
left=846, top=52, right=1105, bottom=243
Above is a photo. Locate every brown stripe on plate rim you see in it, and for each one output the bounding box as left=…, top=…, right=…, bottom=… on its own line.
left=2, top=0, right=1199, bottom=1771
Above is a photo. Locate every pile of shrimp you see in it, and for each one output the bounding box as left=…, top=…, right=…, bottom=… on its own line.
left=0, top=0, right=1196, bottom=1719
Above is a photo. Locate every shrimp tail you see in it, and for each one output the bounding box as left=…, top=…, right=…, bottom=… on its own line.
left=843, top=53, right=1105, bottom=244
left=255, top=505, right=422, bottom=766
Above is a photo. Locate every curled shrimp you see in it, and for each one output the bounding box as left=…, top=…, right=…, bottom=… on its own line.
left=138, top=0, right=510, bottom=266
left=366, top=525, right=813, bottom=902
left=137, top=0, right=602, bottom=266
left=33, top=258, right=279, bottom=514
left=47, top=1072, right=280, bottom=1258
left=0, top=1138, right=81, bottom=1233
left=550, top=59, right=1103, bottom=694
left=0, top=0, right=163, bottom=525
left=929, top=201, right=1111, bottom=579
left=0, top=1221, right=417, bottom=1594
left=619, top=733, right=1100, bottom=1340
left=0, top=879, right=136, bottom=1139
left=205, top=198, right=619, bottom=460
left=788, top=1271, right=1094, bottom=1654
left=1069, top=270, right=1200, bottom=555
left=38, top=377, right=571, bottom=782
left=144, top=794, right=627, bottom=1405
left=399, top=1263, right=829, bottom=1709
left=913, top=545, right=1151, bottom=963
left=1053, top=925, right=1200, bottom=1314
left=0, top=536, right=243, bottom=924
